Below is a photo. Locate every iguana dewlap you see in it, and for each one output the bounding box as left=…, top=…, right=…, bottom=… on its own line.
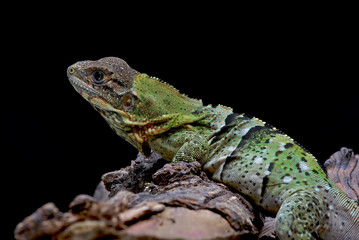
left=67, top=57, right=359, bottom=240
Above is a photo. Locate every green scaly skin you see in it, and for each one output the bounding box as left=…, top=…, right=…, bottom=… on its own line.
left=67, top=57, right=359, bottom=240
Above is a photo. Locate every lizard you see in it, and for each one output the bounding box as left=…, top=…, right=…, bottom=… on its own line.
left=67, top=57, right=359, bottom=240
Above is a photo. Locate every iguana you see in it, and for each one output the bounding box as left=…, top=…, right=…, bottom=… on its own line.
left=67, top=57, right=359, bottom=240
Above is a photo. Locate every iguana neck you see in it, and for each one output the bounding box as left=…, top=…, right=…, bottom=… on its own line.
left=97, top=74, right=233, bottom=156
left=132, top=74, right=205, bottom=119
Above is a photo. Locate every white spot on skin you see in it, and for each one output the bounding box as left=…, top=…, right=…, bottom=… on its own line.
left=254, top=156, right=264, bottom=164
left=227, top=146, right=236, bottom=152
left=282, top=176, right=293, bottom=183
left=300, top=162, right=311, bottom=171
left=249, top=174, right=262, bottom=183
left=278, top=142, right=286, bottom=151
left=315, top=188, right=320, bottom=192
left=264, top=171, right=271, bottom=175
left=240, top=127, right=251, bottom=137
left=130, top=88, right=138, bottom=96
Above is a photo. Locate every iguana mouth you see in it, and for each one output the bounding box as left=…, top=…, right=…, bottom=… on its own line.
left=68, top=73, right=119, bottom=111
left=68, top=74, right=99, bottom=98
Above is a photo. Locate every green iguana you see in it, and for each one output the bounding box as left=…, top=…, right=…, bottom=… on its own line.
left=67, top=57, right=359, bottom=240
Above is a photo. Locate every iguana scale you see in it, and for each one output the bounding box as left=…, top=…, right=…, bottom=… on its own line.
left=67, top=57, right=359, bottom=240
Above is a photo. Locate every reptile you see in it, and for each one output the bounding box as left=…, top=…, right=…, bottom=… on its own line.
left=67, top=57, right=359, bottom=240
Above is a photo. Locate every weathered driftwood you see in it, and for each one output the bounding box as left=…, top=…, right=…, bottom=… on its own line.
left=324, top=147, right=359, bottom=201
left=15, top=148, right=359, bottom=240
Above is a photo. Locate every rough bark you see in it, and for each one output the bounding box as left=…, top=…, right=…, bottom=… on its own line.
left=15, top=148, right=359, bottom=240
left=324, top=147, right=359, bottom=201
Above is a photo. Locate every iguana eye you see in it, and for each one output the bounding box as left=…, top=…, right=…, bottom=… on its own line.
left=92, top=70, right=105, bottom=84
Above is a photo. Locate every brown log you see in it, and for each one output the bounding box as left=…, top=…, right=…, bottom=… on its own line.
left=324, top=147, right=359, bottom=201
left=15, top=152, right=259, bottom=239
left=15, top=148, right=359, bottom=240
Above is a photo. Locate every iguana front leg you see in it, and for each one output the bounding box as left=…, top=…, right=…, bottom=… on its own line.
left=149, top=131, right=209, bottom=164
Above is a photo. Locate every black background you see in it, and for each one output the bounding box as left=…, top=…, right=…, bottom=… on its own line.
left=5, top=5, right=358, bottom=239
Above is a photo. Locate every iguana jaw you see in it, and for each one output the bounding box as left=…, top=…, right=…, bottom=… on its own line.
left=68, top=73, right=118, bottom=111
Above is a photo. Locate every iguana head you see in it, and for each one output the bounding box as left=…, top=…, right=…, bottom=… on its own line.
left=67, top=57, right=204, bottom=156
